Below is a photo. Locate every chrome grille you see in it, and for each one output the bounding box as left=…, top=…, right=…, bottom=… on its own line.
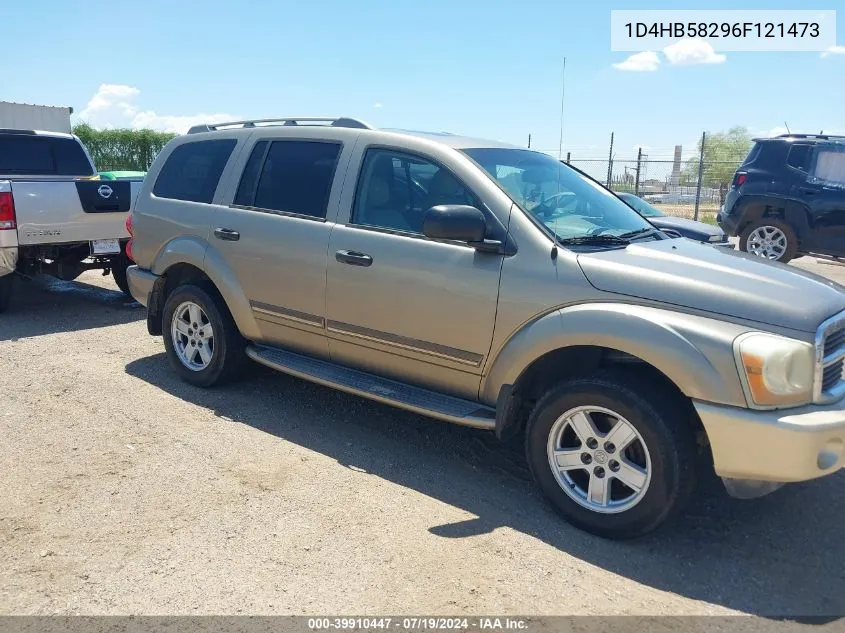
left=824, top=328, right=845, bottom=358
left=815, top=310, right=845, bottom=404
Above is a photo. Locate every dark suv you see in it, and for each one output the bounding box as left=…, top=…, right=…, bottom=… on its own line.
left=718, top=134, right=845, bottom=264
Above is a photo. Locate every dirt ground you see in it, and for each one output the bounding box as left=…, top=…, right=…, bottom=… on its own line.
left=1, top=249, right=843, bottom=617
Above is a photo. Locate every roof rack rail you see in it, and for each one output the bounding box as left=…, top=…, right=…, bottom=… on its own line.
left=776, top=133, right=845, bottom=140
left=187, top=117, right=373, bottom=134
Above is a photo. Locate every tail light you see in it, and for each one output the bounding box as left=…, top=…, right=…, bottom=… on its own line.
left=0, top=191, right=16, bottom=230
left=125, top=213, right=135, bottom=262
left=734, top=172, right=747, bottom=186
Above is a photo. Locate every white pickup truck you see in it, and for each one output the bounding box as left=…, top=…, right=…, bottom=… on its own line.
left=0, top=128, right=142, bottom=312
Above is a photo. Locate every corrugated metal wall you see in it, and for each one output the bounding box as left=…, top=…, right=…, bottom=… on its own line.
left=0, top=101, right=72, bottom=133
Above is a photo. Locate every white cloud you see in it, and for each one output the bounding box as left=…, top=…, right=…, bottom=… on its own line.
left=821, top=45, right=845, bottom=58
left=76, top=83, right=238, bottom=134
left=612, top=51, right=660, bottom=72
left=662, top=39, right=726, bottom=66
left=373, top=102, right=383, bottom=109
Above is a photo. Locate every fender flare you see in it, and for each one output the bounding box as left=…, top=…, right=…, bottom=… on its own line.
left=151, top=236, right=261, bottom=340
left=480, top=302, right=748, bottom=408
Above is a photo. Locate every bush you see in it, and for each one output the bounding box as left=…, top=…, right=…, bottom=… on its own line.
left=73, top=123, right=176, bottom=172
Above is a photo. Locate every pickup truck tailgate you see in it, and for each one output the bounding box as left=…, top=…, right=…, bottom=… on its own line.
left=11, top=178, right=141, bottom=246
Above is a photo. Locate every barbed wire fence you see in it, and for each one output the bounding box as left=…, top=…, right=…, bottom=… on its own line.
left=533, top=132, right=750, bottom=222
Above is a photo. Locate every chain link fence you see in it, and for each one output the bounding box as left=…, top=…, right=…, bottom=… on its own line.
left=548, top=132, right=751, bottom=224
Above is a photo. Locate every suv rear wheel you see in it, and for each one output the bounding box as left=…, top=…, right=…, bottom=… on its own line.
left=525, top=371, right=697, bottom=539
left=739, top=219, right=798, bottom=263
left=162, top=283, right=247, bottom=387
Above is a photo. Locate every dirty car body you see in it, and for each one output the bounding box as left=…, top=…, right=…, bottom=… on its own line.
left=124, top=117, right=845, bottom=539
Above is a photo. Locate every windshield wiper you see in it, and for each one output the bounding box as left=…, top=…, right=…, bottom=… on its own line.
left=558, top=234, right=630, bottom=246
left=618, top=227, right=659, bottom=240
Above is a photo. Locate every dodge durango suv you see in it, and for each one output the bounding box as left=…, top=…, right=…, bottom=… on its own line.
left=125, top=117, right=845, bottom=539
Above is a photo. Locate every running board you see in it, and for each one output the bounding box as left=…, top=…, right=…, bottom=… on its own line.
left=246, top=344, right=496, bottom=430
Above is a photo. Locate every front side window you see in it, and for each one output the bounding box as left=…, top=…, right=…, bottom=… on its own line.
left=353, top=149, right=479, bottom=234
left=250, top=140, right=341, bottom=219
left=153, top=139, right=237, bottom=203
left=463, top=147, right=654, bottom=242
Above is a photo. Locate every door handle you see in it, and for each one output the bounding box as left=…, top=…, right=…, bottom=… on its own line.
left=335, top=250, right=373, bottom=267
left=214, top=227, right=240, bottom=241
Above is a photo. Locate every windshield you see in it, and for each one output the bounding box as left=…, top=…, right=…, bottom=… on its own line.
left=462, top=148, right=654, bottom=241
left=617, top=193, right=665, bottom=218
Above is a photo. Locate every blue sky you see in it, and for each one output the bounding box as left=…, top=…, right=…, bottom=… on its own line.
left=4, top=0, right=844, bottom=161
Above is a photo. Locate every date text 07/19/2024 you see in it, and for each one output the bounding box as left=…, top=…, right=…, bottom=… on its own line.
left=307, top=617, right=529, bottom=630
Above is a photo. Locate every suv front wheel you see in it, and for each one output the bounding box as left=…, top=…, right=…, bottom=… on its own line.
left=162, top=283, right=247, bottom=387
left=525, top=371, right=697, bottom=539
left=739, top=219, right=798, bottom=263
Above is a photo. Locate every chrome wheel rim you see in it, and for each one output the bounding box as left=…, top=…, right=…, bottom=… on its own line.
left=747, top=225, right=787, bottom=260
left=546, top=405, right=652, bottom=514
left=171, top=301, right=215, bottom=371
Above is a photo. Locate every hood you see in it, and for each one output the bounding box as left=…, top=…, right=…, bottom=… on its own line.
left=577, top=238, right=845, bottom=333
left=648, top=215, right=724, bottom=238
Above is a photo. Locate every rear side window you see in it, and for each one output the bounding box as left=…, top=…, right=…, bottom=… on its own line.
left=786, top=144, right=813, bottom=172
left=248, top=140, right=341, bottom=219
left=0, top=135, right=94, bottom=176
left=153, top=139, right=237, bottom=203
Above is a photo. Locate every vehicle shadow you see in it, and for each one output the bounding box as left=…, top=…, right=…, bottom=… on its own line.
left=0, top=275, right=143, bottom=341
left=125, top=354, right=845, bottom=619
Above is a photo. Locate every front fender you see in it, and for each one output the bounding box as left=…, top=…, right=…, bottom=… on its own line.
left=152, top=236, right=261, bottom=340
left=480, top=302, right=750, bottom=408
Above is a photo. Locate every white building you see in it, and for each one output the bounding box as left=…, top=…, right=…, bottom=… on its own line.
left=0, top=101, right=73, bottom=134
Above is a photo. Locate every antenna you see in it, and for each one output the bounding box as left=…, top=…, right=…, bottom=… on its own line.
left=558, top=57, right=566, bottom=159
left=784, top=121, right=791, bottom=134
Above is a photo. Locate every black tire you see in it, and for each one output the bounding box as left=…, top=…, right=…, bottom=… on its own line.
left=111, top=252, right=132, bottom=297
left=0, top=274, right=13, bottom=314
left=161, top=283, right=247, bottom=388
left=739, top=218, right=798, bottom=264
left=525, top=370, right=697, bottom=539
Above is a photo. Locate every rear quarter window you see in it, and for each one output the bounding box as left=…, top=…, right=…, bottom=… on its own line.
left=0, top=135, right=94, bottom=176
left=153, top=139, right=237, bottom=203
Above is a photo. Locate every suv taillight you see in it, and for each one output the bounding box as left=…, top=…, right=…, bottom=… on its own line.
left=125, top=213, right=135, bottom=262
left=734, top=172, right=747, bottom=187
left=0, top=191, right=16, bottom=230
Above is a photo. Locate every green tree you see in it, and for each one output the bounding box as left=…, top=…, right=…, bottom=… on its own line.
left=72, top=123, right=176, bottom=172
left=681, top=126, right=753, bottom=202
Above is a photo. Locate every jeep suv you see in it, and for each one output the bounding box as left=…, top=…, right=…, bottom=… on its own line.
left=125, top=117, right=845, bottom=539
left=719, top=134, right=845, bottom=263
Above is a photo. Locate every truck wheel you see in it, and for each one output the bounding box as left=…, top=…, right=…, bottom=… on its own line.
left=739, top=219, right=798, bottom=263
left=111, top=252, right=132, bottom=297
left=525, top=371, right=697, bottom=539
left=0, top=274, right=13, bottom=314
left=161, top=283, right=247, bottom=387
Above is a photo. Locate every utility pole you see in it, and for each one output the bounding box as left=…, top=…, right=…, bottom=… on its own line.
left=606, top=132, right=614, bottom=187
left=634, top=147, right=642, bottom=196
left=694, top=131, right=706, bottom=221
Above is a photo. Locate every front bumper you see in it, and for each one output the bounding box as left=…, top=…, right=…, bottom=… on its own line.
left=695, top=400, right=845, bottom=485
left=126, top=265, right=158, bottom=307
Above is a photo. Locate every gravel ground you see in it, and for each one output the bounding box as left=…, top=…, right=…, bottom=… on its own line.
left=1, top=250, right=844, bottom=617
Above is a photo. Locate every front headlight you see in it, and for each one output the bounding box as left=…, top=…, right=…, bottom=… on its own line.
left=708, top=234, right=724, bottom=243
left=734, top=332, right=815, bottom=407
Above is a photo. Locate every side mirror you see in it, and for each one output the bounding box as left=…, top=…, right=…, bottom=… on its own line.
left=423, top=205, right=494, bottom=247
